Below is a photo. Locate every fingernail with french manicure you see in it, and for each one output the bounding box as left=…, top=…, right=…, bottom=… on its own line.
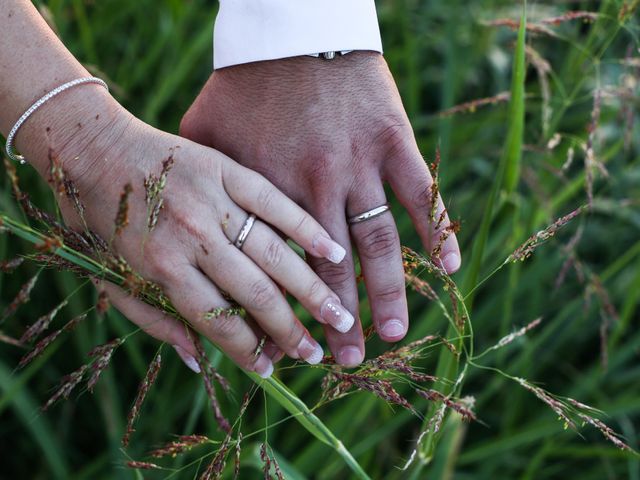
left=297, top=336, right=324, bottom=365
left=173, top=345, right=201, bottom=373
left=313, top=233, right=346, bottom=264
left=321, top=298, right=355, bottom=333
left=254, top=353, right=274, bottom=379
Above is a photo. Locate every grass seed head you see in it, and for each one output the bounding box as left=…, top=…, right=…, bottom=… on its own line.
left=405, top=273, right=438, bottom=301
left=123, top=353, right=162, bottom=447
left=63, top=177, right=85, bottom=218
left=194, top=339, right=232, bottom=433
left=2, top=273, right=39, bottom=322
left=0, top=257, right=24, bottom=273
left=148, top=434, right=210, bottom=458
left=416, top=389, right=477, bottom=421
left=0, top=331, right=23, bottom=347
left=126, top=461, right=160, bottom=470
left=96, top=290, right=110, bottom=316
left=333, top=372, right=418, bottom=415
left=577, top=413, right=631, bottom=451
left=144, top=151, right=176, bottom=233
left=260, top=443, right=271, bottom=479
left=438, top=91, right=511, bottom=117
left=428, top=148, right=441, bottom=222
left=540, top=11, right=599, bottom=26
left=115, top=183, right=133, bottom=235
left=494, top=318, right=542, bottom=350
left=486, top=12, right=598, bottom=36
left=203, top=305, right=246, bottom=322
left=619, top=1, right=639, bottom=22
left=515, top=377, right=576, bottom=429
left=20, top=300, right=67, bottom=343
left=18, top=314, right=85, bottom=369
left=509, top=208, right=583, bottom=263
left=272, top=449, right=284, bottom=480
left=48, top=149, right=67, bottom=197
left=3, top=156, right=23, bottom=201
left=201, top=434, right=232, bottom=480
left=234, top=431, right=243, bottom=480
left=20, top=300, right=68, bottom=344
left=87, top=338, right=123, bottom=392
left=42, top=364, right=89, bottom=411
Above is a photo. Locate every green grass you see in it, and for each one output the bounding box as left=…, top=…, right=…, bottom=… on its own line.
left=1, top=0, right=639, bottom=478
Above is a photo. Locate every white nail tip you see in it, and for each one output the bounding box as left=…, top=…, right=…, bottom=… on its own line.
left=313, top=234, right=346, bottom=264
left=334, top=310, right=355, bottom=333
left=173, top=345, right=201, bottom=373
left=322, top=300, right=355, bottom=333
left=306, top=344, right=324, bottom=365
left=328, top=244, right=346, bottom=264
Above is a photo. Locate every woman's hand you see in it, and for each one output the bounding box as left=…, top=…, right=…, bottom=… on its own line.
left=1, top=0, right=354, bottom=375
left=28, top=90, right=354, bottom=377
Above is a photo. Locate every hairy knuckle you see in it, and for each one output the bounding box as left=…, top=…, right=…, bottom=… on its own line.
left=411, top=181, right=433, bottom=210
left=247, top=280, right=277, bottom=310
left=375, top=118, right=413, bottom=160
left=359, top=225, right=398, bottom=259
left=314, top=261, right=352, bottom=291
left=263, top=239, right=285, bottom=269
left=374, top=284, right=405, bottom=304
left=307, top=152, right=340, bottom=188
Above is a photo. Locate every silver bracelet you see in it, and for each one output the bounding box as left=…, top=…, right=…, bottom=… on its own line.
left=5, top=77, right=109, bottom=165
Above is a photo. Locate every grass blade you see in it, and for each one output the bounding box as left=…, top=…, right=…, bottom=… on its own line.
left=462, top=0, right=527, bottom=303
left=248, top=372, right=371, bottom=480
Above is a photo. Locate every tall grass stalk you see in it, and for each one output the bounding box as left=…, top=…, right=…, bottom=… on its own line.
left=411, top=3, right=528, bottom=474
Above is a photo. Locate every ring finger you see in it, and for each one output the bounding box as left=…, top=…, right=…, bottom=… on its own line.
left=348, top=180, right=408, bottom=342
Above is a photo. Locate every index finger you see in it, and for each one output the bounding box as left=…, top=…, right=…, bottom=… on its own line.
left=384, top=144, right=461, bottom=273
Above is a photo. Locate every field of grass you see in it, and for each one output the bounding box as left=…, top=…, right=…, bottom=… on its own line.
left=1, top=1, right=639, bottom=479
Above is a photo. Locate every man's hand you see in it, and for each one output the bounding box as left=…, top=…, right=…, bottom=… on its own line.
left=180, top=52, right=461, bottom=367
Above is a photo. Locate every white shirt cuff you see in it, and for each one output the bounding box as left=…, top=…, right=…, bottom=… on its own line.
left=213, top=0, right=383, bottom=69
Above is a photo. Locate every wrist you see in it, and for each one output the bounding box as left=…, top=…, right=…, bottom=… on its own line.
left=216, top=51, right=385, bottom=95
left=15, top=83, right=131, bottom=188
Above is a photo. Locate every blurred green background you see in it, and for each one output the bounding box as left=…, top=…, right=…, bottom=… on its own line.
left=1, top=0, right=639, bottom=478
